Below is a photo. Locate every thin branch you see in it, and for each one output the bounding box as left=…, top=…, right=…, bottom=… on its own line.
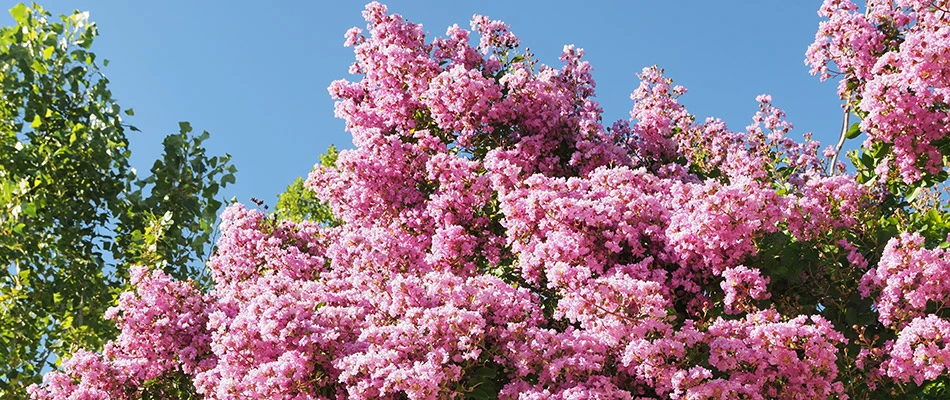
left=829, top=105, right=851, bottom=175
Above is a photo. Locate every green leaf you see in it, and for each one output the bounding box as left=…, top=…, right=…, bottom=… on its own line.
left=22, top=202, right=37, bottom=217
left=30, top=114, right=42, bottom=129
left=873, top=142, right=892, bottom=158
left=860, top=152, right=874, bottom=169
left=124, top=108, right=134, bottom=116
left=32, top=59, right=49, bottom=74
left=9, top=4, right=28, bottom=24
left=178, top=121, right=192, bottom=134
left=845, top=122, right=861, bottom=139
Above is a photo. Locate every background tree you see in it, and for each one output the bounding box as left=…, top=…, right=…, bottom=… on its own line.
left=0, top=4, right=235, bottom=397
left=273, top=145, right=338, bottom=226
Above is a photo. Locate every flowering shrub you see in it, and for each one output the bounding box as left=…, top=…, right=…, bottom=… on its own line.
left=28, top=1, right=950, bottom=399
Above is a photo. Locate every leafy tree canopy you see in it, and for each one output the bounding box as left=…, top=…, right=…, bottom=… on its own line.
left=0, top=3, right=235, bottom=397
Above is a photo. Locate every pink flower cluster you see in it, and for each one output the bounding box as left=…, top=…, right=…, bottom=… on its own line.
left=807, top=0, right=950, bottom=182
left=720, top=266, right=771, bottom=314
left=855, top=232, right=950, bottom=389
left=884, top=315, right=950, bottom=385
left=860, top=232, right=950, bottom=328
left=29, top=266, right=211, bottom=399
left=29, top=1, right=950, bottom=398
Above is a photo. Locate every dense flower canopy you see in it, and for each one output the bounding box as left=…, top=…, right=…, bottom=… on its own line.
left=28, top=1, right=950, bottom=399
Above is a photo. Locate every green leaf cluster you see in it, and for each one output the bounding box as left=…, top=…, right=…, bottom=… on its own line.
left=273, top=145, right=338, bottom=226
left=115, top=122, right=237, bottom=285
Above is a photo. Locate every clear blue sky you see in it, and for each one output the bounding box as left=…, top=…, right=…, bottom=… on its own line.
left=6, top=1, right=843, bottom=207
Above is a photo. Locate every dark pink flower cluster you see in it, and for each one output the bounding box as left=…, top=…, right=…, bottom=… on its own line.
left=807, top=0, right=950, bottom=182
left=30, top=1, right=950, bottom=398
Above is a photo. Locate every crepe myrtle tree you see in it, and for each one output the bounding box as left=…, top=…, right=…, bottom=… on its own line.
left=24, top=1, right=950, bottom=399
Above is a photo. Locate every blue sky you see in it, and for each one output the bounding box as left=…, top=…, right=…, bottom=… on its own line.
left=8, top=1, right=843, bottom=207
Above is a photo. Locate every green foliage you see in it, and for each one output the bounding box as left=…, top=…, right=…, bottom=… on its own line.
left=848, top=136, right=950, bottom=248
left=274, top=145, right=338, bottom=226
left=139, top=370, right=200, bottom=400
left=115, top=122, right=236, bottom=285
left=0, top=4, right=234, bottom=397
left=462, top=362, right=504, bottom=400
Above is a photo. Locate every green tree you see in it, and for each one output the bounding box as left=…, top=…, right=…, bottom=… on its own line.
left=273, top=145, right=338, bottom=226
left=0, top=4, right=235, bottom=397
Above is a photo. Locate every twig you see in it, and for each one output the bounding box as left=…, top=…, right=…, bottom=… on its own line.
left=829, top=105, right=851, bottom=175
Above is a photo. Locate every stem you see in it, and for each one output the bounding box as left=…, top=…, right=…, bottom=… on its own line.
left=36, top=346, right=55, bottom=372
left=827, top=4, right=872, bottom=175
left=829, top=106, right=851, bottom=175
